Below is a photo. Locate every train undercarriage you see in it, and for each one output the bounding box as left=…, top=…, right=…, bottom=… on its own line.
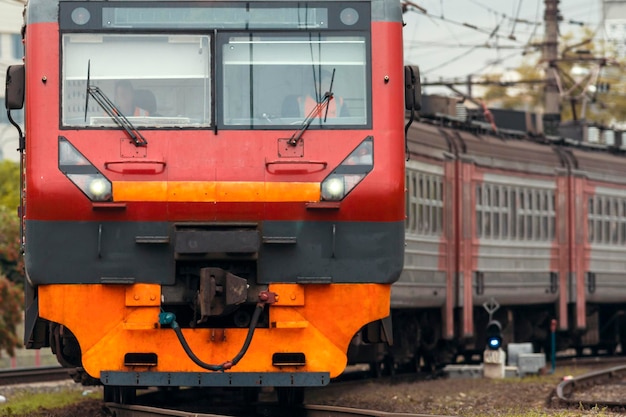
left=350, top=303, right=626, bottom=375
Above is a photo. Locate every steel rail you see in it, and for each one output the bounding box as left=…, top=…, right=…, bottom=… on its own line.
left=105, top=403, right=226, bottom=417
left=0, top=366, right=71, bottom=386
left=555, top=364, right=626, bottom=407
left=106, top=403, right=455, bottom=417
left=304, top=405, right=455, bottom=417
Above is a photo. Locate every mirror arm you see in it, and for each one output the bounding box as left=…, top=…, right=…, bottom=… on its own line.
left=6, top=110, right=24, bottom=151
left=404, top=65, right=421, bottom=160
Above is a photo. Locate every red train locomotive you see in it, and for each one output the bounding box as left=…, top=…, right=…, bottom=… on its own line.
left=5, top=0, right=412, bottom=402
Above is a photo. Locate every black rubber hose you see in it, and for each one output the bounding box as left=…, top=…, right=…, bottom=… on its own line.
left=230, top=303, right=264, bottom=366
left=170, top=302, right=265, bottom=372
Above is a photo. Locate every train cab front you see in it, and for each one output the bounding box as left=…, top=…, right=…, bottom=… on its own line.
left=20, top=0, right=406, bottom=394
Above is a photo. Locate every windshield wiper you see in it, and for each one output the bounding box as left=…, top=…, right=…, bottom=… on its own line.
left=84, top=61, right=148, bottom=147
left=287, top=68, right=335, bottom=147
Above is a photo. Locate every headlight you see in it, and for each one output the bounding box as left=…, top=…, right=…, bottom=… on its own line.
left=320, top=137, right=373, bottom=201
left=88, top=177, right=109, bottom=196
left=321, top=176, right=345, bottom=200
left=59, top=137, right=113, bottom=202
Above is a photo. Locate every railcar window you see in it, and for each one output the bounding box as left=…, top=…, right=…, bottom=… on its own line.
left=405, top=173, right=417, bottom=231
left=220, top=34, right=368, bottom=128
left=502, top=188, right=509, bottom=237
left=62, top=34, right=211, bottom=128
left=604, top=198, right=608, bottom=242
left=405, top=169, right=443, bottom=236
left=588, top=195, right=626, bottom=245
left=612, top=199, right=619, bottom=244
left=618, top=199, right=626, bottom=245
left=476, top=183, right=555, bottom=241
left=524, top=190, right=530, bottom=239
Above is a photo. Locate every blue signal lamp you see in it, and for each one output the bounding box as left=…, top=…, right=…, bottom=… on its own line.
left=486, top=320, right=503, bottom=350
left=487, top=336, right=502, bottom=350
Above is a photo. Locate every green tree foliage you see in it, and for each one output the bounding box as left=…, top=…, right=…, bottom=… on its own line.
left=0, top=274, right=24, bottom=357
left=0, top=159, right=23, bottom=356
left=481, top=63, right=544, bottom=111
left=0, top=160, right=20, bottom=210
left=0, top=160, right=22, bottom=285
left=482, top=29, right=626, bottom=126
left=0, top=205, right=23, bottom=285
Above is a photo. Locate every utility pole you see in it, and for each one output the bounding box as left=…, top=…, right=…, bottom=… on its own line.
left=542, top=0, right=561, bottom=133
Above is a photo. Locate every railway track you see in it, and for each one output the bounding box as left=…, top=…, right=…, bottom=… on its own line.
left=0, top=366, right=71, bottom=386
left=555, top=364, right=626, bottom=409
left=106, top=403, right=455, bottom=417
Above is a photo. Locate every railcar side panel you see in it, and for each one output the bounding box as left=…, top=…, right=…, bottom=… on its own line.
left=396, top=160, right=447, bottom=309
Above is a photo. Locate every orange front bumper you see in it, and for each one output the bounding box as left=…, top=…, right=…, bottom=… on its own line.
left=39, top=283, right=390, bottom=381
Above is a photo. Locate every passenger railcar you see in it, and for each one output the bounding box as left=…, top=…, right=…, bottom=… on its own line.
left=5, top=0, right=413, bottom=403
left=388, top=108, right=626, bottom=365
left=387, top=106, right=626, bottom=369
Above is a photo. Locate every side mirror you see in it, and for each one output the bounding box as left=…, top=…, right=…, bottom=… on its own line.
left=404, top=65, right=421, bottom=111
left=5, top=65, right=25, bottom=110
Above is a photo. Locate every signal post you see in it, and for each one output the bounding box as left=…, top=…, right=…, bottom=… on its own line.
left=483, top=346, right=506, bottom=379
left=483, top=300, right=505, bottom=379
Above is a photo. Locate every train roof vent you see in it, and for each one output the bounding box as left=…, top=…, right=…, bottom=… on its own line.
left=558, top=120, right=622, bottom=148
left=618, top=132, right=626, bottom=150
left=485, top=108, right=543, bottom=136
left=558, top=121, right=584, bottom=142
left=587, top=126, right=600, bottom=143
left=455, top=104, right=468, bottom=121
left=419, top=95, right=460, bottom=119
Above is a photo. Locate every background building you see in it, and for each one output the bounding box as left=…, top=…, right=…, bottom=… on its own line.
left=0, top=0, right=25, bottom=162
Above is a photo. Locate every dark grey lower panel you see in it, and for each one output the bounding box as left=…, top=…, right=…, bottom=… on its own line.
left=101, top=371, right=330, bottom=387
left=259, top=220, right=404, bottom=284
left=25, top=219, right=403, bottom=284
left=25, top=220, right=174, bottom=285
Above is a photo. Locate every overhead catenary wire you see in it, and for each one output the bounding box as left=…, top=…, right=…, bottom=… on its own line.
left=403, top=0, right=544, bottom=78
left=404, top=0, right=608, bottom=85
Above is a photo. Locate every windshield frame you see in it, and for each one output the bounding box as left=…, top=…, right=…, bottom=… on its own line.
left=60, top=33, right=213, bottom=130
left=58, top=1, right=372, bottom=131
left=216, top=31, right=372, bottom=130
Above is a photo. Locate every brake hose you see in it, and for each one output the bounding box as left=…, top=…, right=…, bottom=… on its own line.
left=159, top=291, right=276, bottom=372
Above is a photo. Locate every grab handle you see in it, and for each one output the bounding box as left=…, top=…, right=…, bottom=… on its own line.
left=265, top=159, right=327, bottom=174
left=104, top=160, right=166, bottom=174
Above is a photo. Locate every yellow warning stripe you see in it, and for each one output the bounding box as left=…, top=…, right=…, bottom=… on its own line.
left=112, top=181, right=321, bottom=203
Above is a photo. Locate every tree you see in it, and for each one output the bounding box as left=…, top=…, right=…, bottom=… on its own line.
left=0, top=206, right=23, bottom=285
left=481, top=63, right=544, bottom=111
left=0, top=274, right=23, bottom=357
left=0, top=159, right=23, bottom=356
left=481, top=29, right=626, bottom=126
left=0, top=160, right=22, bottom=285
left=0, top=160, right=20, bottom=210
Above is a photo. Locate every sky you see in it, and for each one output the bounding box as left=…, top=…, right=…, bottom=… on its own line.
left=402, top=0, right=604, bottom=91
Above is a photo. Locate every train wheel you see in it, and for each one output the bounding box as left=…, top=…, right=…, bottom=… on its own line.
left=369, top=355, right=395, bottom=377
left=276, top=387, right=304, bottom=406
left=242, top=387, right=260, bottom=403
left=119, top=387, right=136, bottom=404
left=103, top=386, right=136, bottom=404
left=383, top=355, right=396, bottom=376
left=369, top=360, right=383, bottom=378
left=103, top=386, right=115, bottom=403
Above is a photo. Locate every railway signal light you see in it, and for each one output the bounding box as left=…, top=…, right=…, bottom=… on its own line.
left=486, top=320, right=502, bottom=350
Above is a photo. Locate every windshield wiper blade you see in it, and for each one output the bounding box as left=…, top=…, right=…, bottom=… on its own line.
left=84, top=61, right=148, bottom=147
left=287, top=92, right=333, bottom=147
left=87, top=85, right=148, bottom=147
left=288, top=68, right=336, bottom=147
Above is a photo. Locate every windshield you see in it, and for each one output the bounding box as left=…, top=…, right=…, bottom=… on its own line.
left=62, top=34, right=211, bottom=128
left=220, top=33, right=369, bottom=128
